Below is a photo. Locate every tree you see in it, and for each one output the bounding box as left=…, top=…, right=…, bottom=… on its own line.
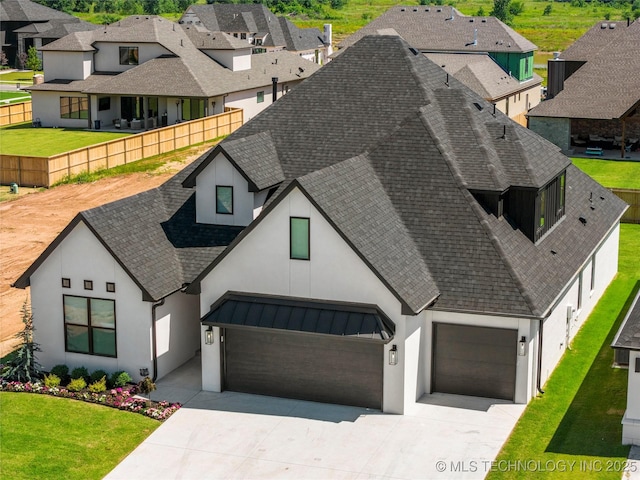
left=543, top=4, right=552, bottom=16
left=1, top=299, right=43, bottom=383
left=25, top=46, right=42, bottom=71
left=491, top=0, right=513, bottom=24
left=476, top=6, right=486, bottom=16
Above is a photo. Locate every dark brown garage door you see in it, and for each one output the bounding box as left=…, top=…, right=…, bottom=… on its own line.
left=432, top=323, right=517, bottom=401
left=223, top=327, right=383, bottom=409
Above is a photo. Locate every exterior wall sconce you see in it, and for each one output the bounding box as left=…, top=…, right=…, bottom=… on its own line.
left=389, top=344, right=398, bottom=365
left=139, top=368, right=149, bottom=377
left=518, top=336, right=527, bottom=356
left=205, top=326, right=214, bottom=345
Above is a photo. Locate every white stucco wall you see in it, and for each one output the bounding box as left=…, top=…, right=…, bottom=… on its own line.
left=199, top=187, right=411, bottom=413
left=29, top=222, right=153, bottom=381
left=203, top=48, right=252, bottom=71
left=93, top=42, right=171, bottom=73
left=623, top=349, right=640, bottom=444
left=225, top=79, right=303, bottom=122
left=540, top=224, right=620, bottom=386
left=155, top=290, right=201, bottom=379
left=195, top=152, right=254, bottom=226
left=424, top=310, right=537, bottom=404
left=43, top=51, right=92, bottom=81
left=31, top=91, right=89, bottom=128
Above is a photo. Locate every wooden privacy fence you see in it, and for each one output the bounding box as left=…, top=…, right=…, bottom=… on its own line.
left=612, top=188, right=640, bottom=224
left=0, top=109, right=243, bottom=187
left=0, top=101, right=32, bottom=126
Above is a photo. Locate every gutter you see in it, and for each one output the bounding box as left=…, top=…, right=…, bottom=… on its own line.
left=536, top=317, right=545, bottom=395
left=151, top=298, right=165, bottom=382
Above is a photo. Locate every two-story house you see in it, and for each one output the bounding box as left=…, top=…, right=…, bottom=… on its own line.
left=27, top=15, right=320, bottom=129
left=14, top=35, right=626, bottom=414
left=338, top=6, right=542, bottom=126
left=179, top=4, right=332, bottom=64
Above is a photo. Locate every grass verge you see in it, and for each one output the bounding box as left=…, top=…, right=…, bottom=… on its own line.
left=0, top=392, right=158, bottom=480
left=0, top=123, right=131, bottom=157
left=488, top=223, right=640, bottom=479
left=573, top=158, right=640, bottom=190
left=0, top=91, right=31, bottom=102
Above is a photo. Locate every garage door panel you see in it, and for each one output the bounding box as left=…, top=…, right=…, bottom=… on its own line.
left=433, top=323, right=517, bottom=401
left=224, top=328, right=383, bottom=409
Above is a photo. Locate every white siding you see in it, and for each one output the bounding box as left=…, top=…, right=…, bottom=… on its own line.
left=540, top=224, right=620, bottom=386
left=202, top=48, right=252, bottom=71
left=225, top=79, right=304, bottom=121
left=93, top=42, right=171, bottom=73
left=30, top=222, right=153, bottom=381
left=195, top=152, right=254, bottom=226
left=31, top=91, right=88, bottom=129
left=43, top=51, right=93, bottom=81
left=199, top=187, right=408, bottom=413
left=623, top=351, right=640, bottom=444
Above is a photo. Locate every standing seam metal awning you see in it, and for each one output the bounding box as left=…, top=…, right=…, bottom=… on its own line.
left=202, top=292, right=395, bottom=342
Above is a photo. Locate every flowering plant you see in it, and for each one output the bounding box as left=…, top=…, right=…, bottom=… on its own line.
left=0, top=379, right=180, bottom=421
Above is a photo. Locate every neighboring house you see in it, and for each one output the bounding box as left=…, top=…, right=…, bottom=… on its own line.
left=179, top=4, right=332, bottom=64
left=337, top=5, right=542, bottom=126
left=14, top=36, right=627, bottom=415
left=528, top=20, right=640, bottom=154
left=27, top=15, right=320, bottom=128
left=0, top=0, right=96, bottom=67
left=612, top=291, right=640, bottom=445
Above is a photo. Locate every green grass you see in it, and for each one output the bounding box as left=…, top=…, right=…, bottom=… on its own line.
left=0, top=70, right=43, bottom=84
left=0, top=123, right=131, bottom=156
left=488, top=223, right=640, bottom=479
left=0, top=91, right=31, bottom=102
left=573, top=158, right=640, bottom=190
left=0, top=392, right=158, bottom=480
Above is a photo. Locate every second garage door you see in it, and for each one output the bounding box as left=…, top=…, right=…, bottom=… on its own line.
left=223, top=327, right=383, bottom=409
left=432, top=323, right=517, bottom=401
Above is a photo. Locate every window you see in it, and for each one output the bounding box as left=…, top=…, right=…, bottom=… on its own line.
left=106, top=282, right=116, bottom=293
left=98, top=97, right=111, bottom=111
left=257, top=91, right=264, bottom=103
left=84, top=280, right=93, bottom=290
left=181, top=98, right=206, bottom=121
left=577, top=271, right=583, bottom=310
left=216, top=186, right=233, bottom=214
left=558, top=172, right=566, bottom=214
left=538, top=189, right=546, bottom=229
left=60, top=97, right=88, bottom=119
left=63, top=295, right=116, bottom=357
left=590, top=256, right=596, bottom=292
left=62, top=278, right=71, bottom=288
left=119, top=46, right=139, bottom=65
left=241, top=33, right=247, bottom=40
left=290, top=217, right=310, bottom=260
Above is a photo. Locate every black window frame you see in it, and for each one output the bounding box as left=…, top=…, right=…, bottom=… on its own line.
left=216, top=185, right=234, bottom=215
left=290, top=217, right=310, bottom=260
left=119, top=46, right=139, bottom=66
left=106, top=282, right=116, bottom=293
left=534, top=170, right=567, bottom=242
left=62, top=278, right=71, bottom=288
left=60, top=96, right=88, bottom=120
left=63, top=295, right=117, bottom=358
left=257, top=91, right=264, bottom=103
left=84, top=280, right=93, bottom=290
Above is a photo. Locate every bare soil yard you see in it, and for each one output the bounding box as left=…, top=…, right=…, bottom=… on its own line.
left=0, top=150, right=205, bottom=357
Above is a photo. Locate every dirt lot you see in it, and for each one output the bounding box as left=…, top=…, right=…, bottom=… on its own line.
left=0, top=149, right=207, bottom=357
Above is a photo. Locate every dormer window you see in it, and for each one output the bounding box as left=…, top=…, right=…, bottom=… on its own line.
left=119, top=47, right=139, bottom=65
left=216, top=186, right=233, bottom=215
left=534, top=170, right=566, bottom=241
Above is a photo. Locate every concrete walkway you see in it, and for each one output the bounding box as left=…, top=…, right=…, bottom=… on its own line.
left=108, top=358, right=525, bottom=480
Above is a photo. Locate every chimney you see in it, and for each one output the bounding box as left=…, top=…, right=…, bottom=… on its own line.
left=449, top=6, right=454, bottom=20
left=324, top=24, right=333, bottom=57
left=272, top=77, right=278, bottom=103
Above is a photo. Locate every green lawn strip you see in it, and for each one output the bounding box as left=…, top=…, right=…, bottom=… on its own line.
left=573, top=158, right=640, bottom=190
left=0, top=70, right=42, bottom=83
left=0, top=91, right=31, bottom=101
left=0, top=392, right=158, bottom=480
left=488, top=223, right=640, bottom=479
left=0, top=123, right=132, bottom=156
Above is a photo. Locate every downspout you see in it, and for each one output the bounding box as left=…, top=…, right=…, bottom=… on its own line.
left=536, top=318, right=545, bottom=394
left=151, top=298, right=165, bottom=382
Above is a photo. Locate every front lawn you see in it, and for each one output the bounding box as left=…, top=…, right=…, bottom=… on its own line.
left=0, top=70, right=43, bottom=84
left=0, top=123, right=131, bottom=157
left=0, top=91, right=31, bottom=103
left=488, top=223, right=640, bottom=479
left=573, top=158, right=640, bottom=190
left=0, top=392, right=158, bottom=480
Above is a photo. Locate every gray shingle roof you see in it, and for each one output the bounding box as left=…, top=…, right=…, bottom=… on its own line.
left=191, top=35, right=625, bottom=317
left=612, top=290, right=640, bottom=350
left=182, top=4, right=325, bottom=51
left=528, top=20, right=640, bottom=119
left=14, top=157, right=243, bottom=301
left=13, top=18, right=98, bottom=38
left=0, top=0, right=74, bottom=22
left=338, top=6, right=536, bottom=53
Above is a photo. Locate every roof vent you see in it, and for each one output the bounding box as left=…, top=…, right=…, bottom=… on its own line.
left=481, top=18, right=487, bottom=22
left=609, top=23, right=616, bottom=29
left=470, top=18, right=474, bottom=22
left=473, top=102, right=483, bottom=111
left=400, top=7, right=406, bottom=11
left=553, top=51, right=561, bottom=59
left=409, top=47, right=420, bottom=55
left=579, top=216, right=587, bottom=225
left=413, top=8, right=418, bottom=12
left=601, top=23, right=608, bottom=29
left=425, top=7, right=430, bottom=11
left=437, top=8, right=442, bottom=12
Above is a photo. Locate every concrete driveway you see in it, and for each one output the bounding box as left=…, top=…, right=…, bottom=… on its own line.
left=105, top=389, right=524, bottom=480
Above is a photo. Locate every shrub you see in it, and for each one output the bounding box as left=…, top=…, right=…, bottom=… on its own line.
left=88, top=376, right=107, bottom=393
left=1, top=300, right=42, bottom=382
left=71, top=366, right=89, bottom=382
left=44, top=373, right=61, bottom=388
left=137, top=377, right=156, bottom=394
left=67, top=377, right=86, bottom=392
left=90, top=369, right=108, bottom=383
left=50, top=364, right=70, bottom=384
left=109, top=371, right=132, bottom=388
left=543, top=4, right=552, bottom=15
